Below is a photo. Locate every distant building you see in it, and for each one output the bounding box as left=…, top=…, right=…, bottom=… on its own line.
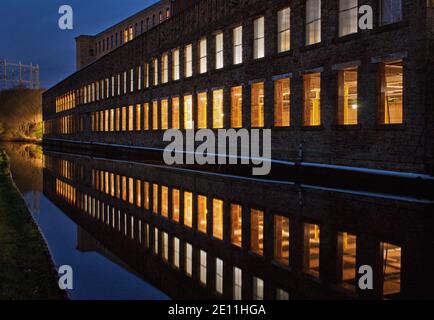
left=75, top=0, right=200, bottom=70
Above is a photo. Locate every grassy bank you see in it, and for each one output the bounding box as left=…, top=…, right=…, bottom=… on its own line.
left=0, top=150, right=64, bottom=300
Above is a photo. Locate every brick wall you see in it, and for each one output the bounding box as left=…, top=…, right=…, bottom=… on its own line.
left=44, top=0, right=433, bottom=174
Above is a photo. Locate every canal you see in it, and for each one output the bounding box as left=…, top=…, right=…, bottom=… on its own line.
left=2, top=142, right=434, bottom=300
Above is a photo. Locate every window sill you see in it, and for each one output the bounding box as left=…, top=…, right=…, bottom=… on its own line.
left=271, top=260, right=292, bottom=272
left=302, top=272, right=322, bottom=284
left=301, top=125, right=325, bottom=131
left=374, top=20, right=409, bottom=34
left=300, top=42, right=324, bottom=52
left=210, top=67, right=226, bottom=76
left=273, top=126, right=294, bottom=131
left=333, top=124, right=361, bottom=131
left=251, top=57, right=267, bottom=64
left=375, top=123, right=406, bottom=131
left=227, top=63, right=244, bottom=71
left=333, top=32, right=360, bottom=44
left=274, top=50, right=293, bottom=59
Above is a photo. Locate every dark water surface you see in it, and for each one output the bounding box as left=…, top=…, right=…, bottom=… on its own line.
left=2, top=142, right=434, bottom=300
left=2, top=143, right=168, bottom=300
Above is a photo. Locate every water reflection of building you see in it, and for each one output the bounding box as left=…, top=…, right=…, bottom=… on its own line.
left=43, top=152, right=434, bottom=300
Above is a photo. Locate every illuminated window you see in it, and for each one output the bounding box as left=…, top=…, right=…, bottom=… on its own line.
left=91, top=111, right=95, bottom=132
left=215, top=32, right=224, bottom=69
left=117, top=74, right=121, bottom=95
left=129, top=26, right=133, bottom=41
left=152, top=101, right=159, bottom=130
left=216, top=258, right=224, bottom=294
left=105, top=109, right=109, bottom=131
left=172, top=97, right=180, bottom=129
left=123, top=72, right=127, bottom=94
left=185, top=44, right=193, bottom=77
left=303, top=223, right=320, bottom=278
left=161, top=186, right=169, bottom=218
left=115, top=108, right=120, bottom=131
left=122, top=106, right=127, bottom=131
left=338, top=68, right=358, bottom=125
left=172, top=189, right=180, bottom=222
left=128, top=177, right=134, bottom=204
left=130, top=68, right=134, bottom=92
left=233, top=26, right=243, bottom=65
left=144, top=181, right=150, bottom=210
left=99, top=110, right=104, bottom=132
left=379, top=61, right=403, bottom=124
left=251, top=82, right=265, bottom=128
left=173, top=237, right=180, bottom=269
left=274, top=78, right=291, bottom=127
left=199, top=38, right=207, bottom=74
left=144, top=63, right=150, bottom=88
left=153, top=184, right=159, bottom=214
left=161, top=53, right=169, bottom=84
left=161, top=99, right=169, bottom=130
left=137, top=66, right=142, bottom=90
left=144, top=223, right=150, bottom=248
left=213, top=199, right=224, bottom=240
left=135, top=104, right=142, bottom=131
left=116, top=175, right=121, bottom=199
left=253, top=17, right=265, bottom=59
left=173, top=49, right=180, bottom=81
left=253, top=277, right=264, bottom=300
left=277, top=289, right=289, bottom=300
left=128, top=105, right=134, bottom=131
left=197, top=195, right=208, bottom=234
left=339, top=0, right=358, bottom=37
left=136, top=179, right=142, bottom=207
left=306, top=0, right=321, bottom=45
left=380, top=0, right=402, bottom=26
left=143, top=103, right=149, bottom=131
left=231, top=204, right=242, bottom=247
left=154, top=227, right=159, bottom=254
left=200, top=250, right=207, bottom=285
left=185, top=243, right=193, bottom=277
left=303, top=73, right=321, bottom=126
left=233, top=267, right=242, bottom=300
left=381, top=242, right=401, bottom=298
left=162, top=232, right=169, bottom=262
left=251, top=209, right=264, bottom=256
left=337, top=232, right=357, bottom=289
left=122, top=176, right=127, bottom=201
left=274, top=215, right=290, bottom=266
left=213, top=89, right=224, bottom=129
left=197, top=92, right=208, bottom=129
left=110, top=173, right=115, bottom=197
left=184, top=191, right=193, bottom=228
left=278, top=8, right=291, bottom=52
left=110, top=109, right=115, bottom=131
left=231, top=86, right=243, bottom=128
left=153, top=58, right=159, bottom=86
left=184, top=95, right=193, bottom=129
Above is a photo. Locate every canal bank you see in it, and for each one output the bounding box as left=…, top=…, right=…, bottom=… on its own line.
left=0, top=150, right=64, bottom=300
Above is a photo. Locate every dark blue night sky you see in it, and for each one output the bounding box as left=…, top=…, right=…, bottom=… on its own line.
left=0, top=0, right=158, bottom=89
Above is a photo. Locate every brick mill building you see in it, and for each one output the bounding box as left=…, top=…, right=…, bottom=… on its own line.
left=43, top=0, right=434, bottom=175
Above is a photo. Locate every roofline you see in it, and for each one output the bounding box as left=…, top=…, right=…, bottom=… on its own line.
left=94, top=0, right=173, bottom=38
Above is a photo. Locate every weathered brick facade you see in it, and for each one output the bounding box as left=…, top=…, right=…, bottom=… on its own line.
left=43, top=0, right=434, bottom=174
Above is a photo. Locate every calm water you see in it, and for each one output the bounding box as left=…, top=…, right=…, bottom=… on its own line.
left=2, top=142, right=434, bottom=300
left=2, top=143, right=168, bottom=300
